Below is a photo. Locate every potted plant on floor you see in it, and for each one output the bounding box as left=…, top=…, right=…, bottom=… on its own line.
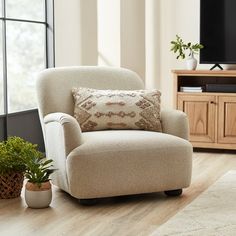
left=0, top=137, right=40, bottom=199
left=170, top=35, right=204, bottom=70
left=24, top=155, right=56, bottom=208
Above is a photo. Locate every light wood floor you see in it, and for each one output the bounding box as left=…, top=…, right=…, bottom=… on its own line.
left=1, top=151, right=236, bottom=236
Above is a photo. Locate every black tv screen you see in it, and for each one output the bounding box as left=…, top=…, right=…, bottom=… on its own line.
left=200, top=0, right=236, bottom=64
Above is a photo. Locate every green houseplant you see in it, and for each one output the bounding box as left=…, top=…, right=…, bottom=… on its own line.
left=171, top=35, right=204, bottom=70
left=171, top=35, right=204, bottom=59
left=24, top=155, right=56, bottom=208
left=0, top=137, right=41, bottom=199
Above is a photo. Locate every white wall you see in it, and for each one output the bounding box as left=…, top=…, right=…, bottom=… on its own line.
left=54, top=0, right=81, bottom=66
left=159, top=0, right=205, bottom=108
left=120, top=0, right=145, bottom=80
left=145, top=0, right=161, bottom=89
left=78, top=0, right=98, bottom=65
left=54, top=0, right=97, bottom=67
left=54, top=0, right=210, bottom=108
left=97, top=0, right=145, bottom=80
left=97, top=0, right=120, bottom=66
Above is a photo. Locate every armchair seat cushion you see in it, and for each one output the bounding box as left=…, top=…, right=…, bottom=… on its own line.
left=67, top=130, right=192, bottom=199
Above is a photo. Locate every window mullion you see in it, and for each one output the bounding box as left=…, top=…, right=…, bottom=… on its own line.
left=45, top=0, right=48, bottom=68
left=2, top=0, right=8, bottom=139
left=45, top=0, right=55, bottom=68
left=0, top=17, right=47, bottom=25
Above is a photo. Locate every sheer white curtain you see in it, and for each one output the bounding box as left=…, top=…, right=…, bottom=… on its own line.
left=54, top=0, right=161, bottom=91
left=54, top=0, right=97, bottom=67
left=97, top=0, right=146, bottom=82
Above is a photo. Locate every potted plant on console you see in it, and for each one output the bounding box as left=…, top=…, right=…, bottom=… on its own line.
left=171, top=35, right=204, bottom=70
left=24, top=155, right=56, bottom=208
left=0, top=137, right=38, bottom=199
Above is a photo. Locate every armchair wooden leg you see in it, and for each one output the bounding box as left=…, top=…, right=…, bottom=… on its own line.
left=79, top=199, right=98, bottom=205
left=164, top=189, right=183, bottom=197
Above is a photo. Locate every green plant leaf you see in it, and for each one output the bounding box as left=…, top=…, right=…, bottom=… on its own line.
left=170, top=35, right=204, bottom=60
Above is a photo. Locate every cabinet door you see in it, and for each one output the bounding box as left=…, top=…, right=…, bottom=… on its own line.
left=218, top=96, right=236, bottom=144
left=178, top=94, right=216, bottom=143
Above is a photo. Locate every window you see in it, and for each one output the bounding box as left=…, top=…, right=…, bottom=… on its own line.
left=0, top=0, right=54, bottom=149
left=0, top=0, right=54, bottom=114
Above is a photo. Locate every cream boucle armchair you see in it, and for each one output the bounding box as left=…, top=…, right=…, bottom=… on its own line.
left=36, top=66, right=192, bottom=204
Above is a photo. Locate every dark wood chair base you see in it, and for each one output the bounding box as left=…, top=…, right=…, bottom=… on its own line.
left=79, top=198, right=98, bottom=206
left=164, top=189, right=183, bottom=197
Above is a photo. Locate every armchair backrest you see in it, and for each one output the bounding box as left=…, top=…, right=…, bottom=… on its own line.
left=36, top=66, right=144, bottom=118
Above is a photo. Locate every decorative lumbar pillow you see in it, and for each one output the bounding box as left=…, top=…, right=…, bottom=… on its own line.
left=72, top=87, right=162, bottom=132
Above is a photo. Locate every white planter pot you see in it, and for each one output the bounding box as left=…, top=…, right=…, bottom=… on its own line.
left=25, top=181, right=52, bottom=208
left=186, top=54, right=197, bottom=70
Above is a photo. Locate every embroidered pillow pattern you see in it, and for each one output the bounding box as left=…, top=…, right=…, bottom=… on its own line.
left=72, top=88, right=162, bottom=132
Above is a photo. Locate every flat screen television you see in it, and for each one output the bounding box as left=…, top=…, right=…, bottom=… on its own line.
left=200, top=0, right=236, bottom=69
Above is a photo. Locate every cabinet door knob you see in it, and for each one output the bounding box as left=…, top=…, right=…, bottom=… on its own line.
left=210, top=101, right=216, bottom=104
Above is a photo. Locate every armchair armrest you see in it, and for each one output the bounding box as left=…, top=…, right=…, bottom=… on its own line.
left=44, top=112, right=82, bottom=156
left=43, top=112, right=82, bottom=192
left=161, top=109, right=189, bottom=140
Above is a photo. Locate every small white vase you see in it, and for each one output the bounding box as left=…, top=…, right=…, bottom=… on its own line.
left=25, top=181, right=52, bottom=208
left=186, top=53, right=197, bottom=70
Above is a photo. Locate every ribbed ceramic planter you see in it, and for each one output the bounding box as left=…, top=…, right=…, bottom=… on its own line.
left=25, top=181, right=52, bottom=208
